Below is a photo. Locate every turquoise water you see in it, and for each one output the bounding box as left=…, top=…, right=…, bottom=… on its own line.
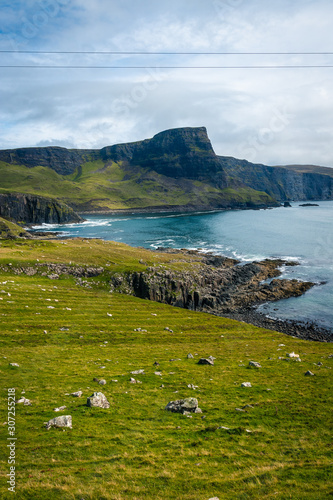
left=31, top=201, right=333, bottom=331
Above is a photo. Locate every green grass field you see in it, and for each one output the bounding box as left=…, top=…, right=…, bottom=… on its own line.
left=0, top=160, right=275, bottom=211
left=0, top=239, right=332, bottom=499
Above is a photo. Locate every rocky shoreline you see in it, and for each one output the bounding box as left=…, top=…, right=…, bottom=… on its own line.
left=1, top=243, right=331, bottom=342
left=223, top=309, right=332, bottom=343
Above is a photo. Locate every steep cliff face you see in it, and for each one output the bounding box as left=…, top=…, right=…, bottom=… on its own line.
left=1, top=127, right=332, bottom=207
left=0, top=147, right=98, bottom=175
left=0, top=193, right=83, bottom=224
left=219, top=156, right=333, bottom=201
left=102, top=127, right=228, bottom=188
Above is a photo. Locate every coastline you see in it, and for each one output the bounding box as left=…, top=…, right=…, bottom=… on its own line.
left=223, top=309, right=333, bottom=343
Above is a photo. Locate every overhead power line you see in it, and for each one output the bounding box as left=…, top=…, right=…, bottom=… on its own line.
left=1, top=65, right=333, bottom=69
left=0, top=50, right=333, bottom=55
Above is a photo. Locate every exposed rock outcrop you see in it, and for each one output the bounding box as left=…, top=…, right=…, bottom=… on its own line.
left=219, top=156, right=333, bottom=201
left=117, top=253, right=314, bottom=315
left=0, top=193, right=83, bottom=224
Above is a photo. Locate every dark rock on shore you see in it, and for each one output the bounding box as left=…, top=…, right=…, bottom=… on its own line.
left=299, top=203, right=319, bottom=207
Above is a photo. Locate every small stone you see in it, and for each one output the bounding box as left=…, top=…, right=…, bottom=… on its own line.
left=164, top=327, right=173, bottom=333
left=54, top=406, right=67, bottom=412
left=107, top=313, right=112, bottom=317
left=187, top=383, right=198, bottom=389
left=154, top=371, right=162, bottom=376
left=130, top=378, right=137, bottom=383
left=241, top=382, right=252, bottom=388
left=9, top=363, right=19, bottom=367
left=208, top=497, right=220, bottom=500
left=248, top=361, right=261, bottom=368
left=153, top=361, right=160, bottom=366
left=305, top=370, right=315, bottom=376
left=187, top=353, right=194, bottom=359
left=98, top=379, right=106, bottom=385
left=198, top=358, right=214, bottom=366
left=131, top=369, right=144, bottom=375
left=71, top=391, right=83, bottom=397
left=45, top=415, right=72, bottom=430
left=16, top=397, right=31, bottom=405
left=111, top=379, right=118, bottom=382
left=165, top=397, right=202, bottom=414
left=86, top=392, right=110, bottom=409
left=317, top=362, right=323, bottom=366
left=286, top=352, right=300, bottom=358
left=160, top=384, right=164, bottom=388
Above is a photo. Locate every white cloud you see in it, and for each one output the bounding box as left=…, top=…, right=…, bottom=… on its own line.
left=0, top=0, right=333, bottom=167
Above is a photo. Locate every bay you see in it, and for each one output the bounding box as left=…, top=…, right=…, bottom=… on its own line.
left=31, top=201, right=333, bottom=331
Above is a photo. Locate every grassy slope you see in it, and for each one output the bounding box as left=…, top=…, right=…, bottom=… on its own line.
left=0, top=160, right=275, bottom=211
left=0, top=239, right=332, bottom=500
left=0, top=218, right=30, bottom=239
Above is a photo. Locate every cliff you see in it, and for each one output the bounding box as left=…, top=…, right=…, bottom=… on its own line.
left=1, top=127, right=332, bottom=213
left=0, top=193, right=83, bottom=224
left=219, top=156, right=333, bottom=201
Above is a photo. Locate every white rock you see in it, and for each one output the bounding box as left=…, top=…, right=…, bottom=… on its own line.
left=45, top=415, right=72, bottom=430
left=9, top=363, right=19, bottom=367
left=71, top=391, right=82, bottom=397
left=54, top=406, right=67, bottom=412
left=286, top=352, right=299, bottom=358
left=131, top=369, right=145, bottom=375
left=249, top=361, right=261, bottom=368
left=241, top=382, right=252, bottom=388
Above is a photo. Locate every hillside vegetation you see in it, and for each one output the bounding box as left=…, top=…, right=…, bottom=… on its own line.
left=0, top=159, right=274, bottom=212
left=0, top=238, right=332, bottom=500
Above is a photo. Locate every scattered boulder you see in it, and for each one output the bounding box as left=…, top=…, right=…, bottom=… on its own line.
left=153, top=361, right=160, bottom=366
left=54, top=406, right=67, bottom=412
left=305, top=370, right=315, bottom=376
left=286, top=352, right=300, bottom=358
left=241, top=382, right=252, bottom=388
left=131, top=369, right=145, bottom=375
left=187, top=353, right=194, bottom=359
left=98, top=379, right=106, bottom=385
left=198, top=358, right=214, bottom=366
left=248, top=361, right=261, bottom=368
left=45, top=415, right=72, bottom=430
left=165, top=397, right=202, bottom=414
left=9, top=363, right=19, bottom=367
left=16, top=397, right=31, bottom=406
left=164, top=327, right=173, bottom=332
left=71, top=391, right=82, bottom=397
left=208, top=497, right=220, bottom=500
left=86, top=392, right=110, bottom=409
left=187, top=384, right=198, bottom=390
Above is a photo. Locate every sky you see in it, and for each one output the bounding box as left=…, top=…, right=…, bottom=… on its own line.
left=1, top=0, right=333, bottom=166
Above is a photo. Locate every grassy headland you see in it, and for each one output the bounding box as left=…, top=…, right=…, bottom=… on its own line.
left=0, top=159, right=275, bottom=212
left=0, top=239, right=332, bottom=499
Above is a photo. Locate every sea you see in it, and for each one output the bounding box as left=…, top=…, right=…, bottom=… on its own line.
left=31, top=201, right=333, bottom=332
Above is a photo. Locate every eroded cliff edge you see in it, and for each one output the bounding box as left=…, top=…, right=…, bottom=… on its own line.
left=0, top=193, right=83, bottom=224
